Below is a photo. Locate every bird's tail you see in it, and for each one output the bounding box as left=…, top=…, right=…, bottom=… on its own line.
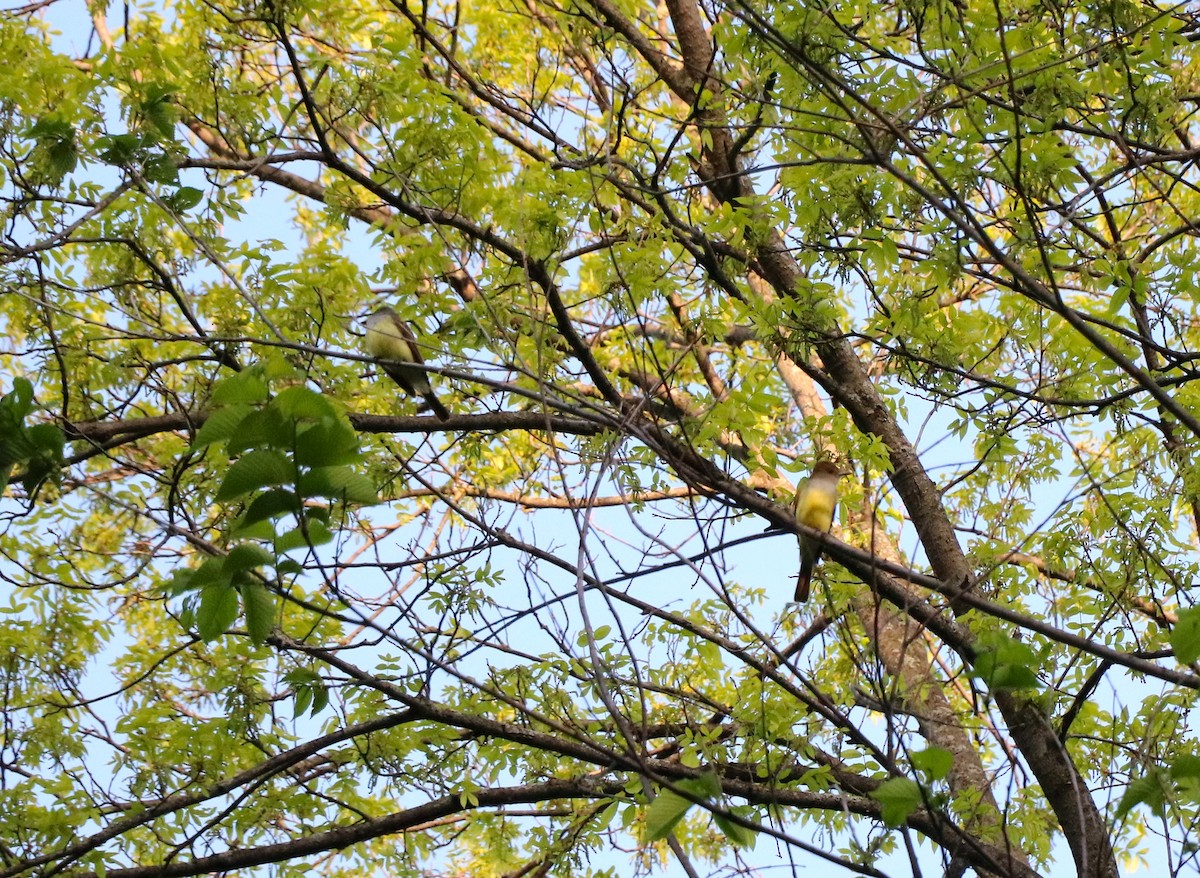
left=794, top=562, right=813, bottom=602
left=424, top=392, right=451, bottom=421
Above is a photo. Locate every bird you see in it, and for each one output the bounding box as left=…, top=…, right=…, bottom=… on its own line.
left=362, top=307, right=450, bottom=421
left=793, top=460, right=846, bottom=602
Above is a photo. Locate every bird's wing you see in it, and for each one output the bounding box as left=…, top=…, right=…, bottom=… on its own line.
left=394, top=319, right=426, bottom=365
left=380, top=362, right=419, bottom=396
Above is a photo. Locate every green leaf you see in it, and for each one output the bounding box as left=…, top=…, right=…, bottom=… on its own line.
left=28, top=118, right=77, bottom=182
left=169, top=186, right=204, bottom=211
left=1174, top=756, right=1200, bottom=807
left=26, top=422, right=64, bottom=454
left=164, top=567, right=195, bottom=597
left=186, top=556, right=228, bottom=590
left=223, top=542, right=275, bottom=573
left=1116, top=769, right=1169, bottom=819
left=142, top=152, right=179, bottom=185
left=258, top=355, right=302, bottom=383
left=911, top=747, right=953, bottom=781
left=285, top=667, right=327, bottom=718
left=196, top=581, right=239, bottom=641
left=293, top=684, right=312, bottom=717
left=45, top=140, right=78, bottom=180
left=97, top=133, right=142, bottom=166
left=644, top=775, right=721, bottom=841
left=272, top=385, right=339, bottom=421
left=644, top=788, right=695, bottom=842
left=236, top=489, right=301, bottom=529
left=970, top=634, right=1042, bottom=691
left=683, top=772, right=722, bottom=800
left=216, top=449, right=294, bottom=500
left=2, top=378, right=33, bottom=419
left=298, top=466, right=378, bottom=504
left=212, top=371, right=270, bottom=405
left=310, top=678, right=330, bottom=713
left=0, top=429, right=33, bottom=469
left=869, top=777, right=923, bottom=827
left=293, top=421, right=360, bottom=467
left=1172, top=607, right=1200, bottom=664
left=190, top=405, right=253, bottom=451
left=275, top=519, right=333, bottom=553
left=236, top=519, right=276, bottom=542
left=26, top=117, right=73, bottom=140
left=1171, top=755, right=1200, bottom=780
left=226, top=408, right=293, bottom=455
left=240, top=582, right=275, bottom=644
left=712, top=811, right=755, bottom=848
left=140, top=84, right=178, bottom=140
left=17, top=422, right=64, bottom=496
left=595, top=801, right=619, bottom=830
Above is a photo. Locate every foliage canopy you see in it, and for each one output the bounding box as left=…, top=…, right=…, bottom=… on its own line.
left=3, top=0, right=1200, bottom=876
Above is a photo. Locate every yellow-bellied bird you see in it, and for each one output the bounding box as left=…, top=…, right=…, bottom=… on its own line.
left=793, top=460, right=845, bottom=602
left=363, top=307, right=450, bottom=421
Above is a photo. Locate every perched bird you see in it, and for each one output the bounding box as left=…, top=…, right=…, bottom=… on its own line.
left=362, top=307, right=450, bottom=421
left=793, top=460, right=846, bottom=602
